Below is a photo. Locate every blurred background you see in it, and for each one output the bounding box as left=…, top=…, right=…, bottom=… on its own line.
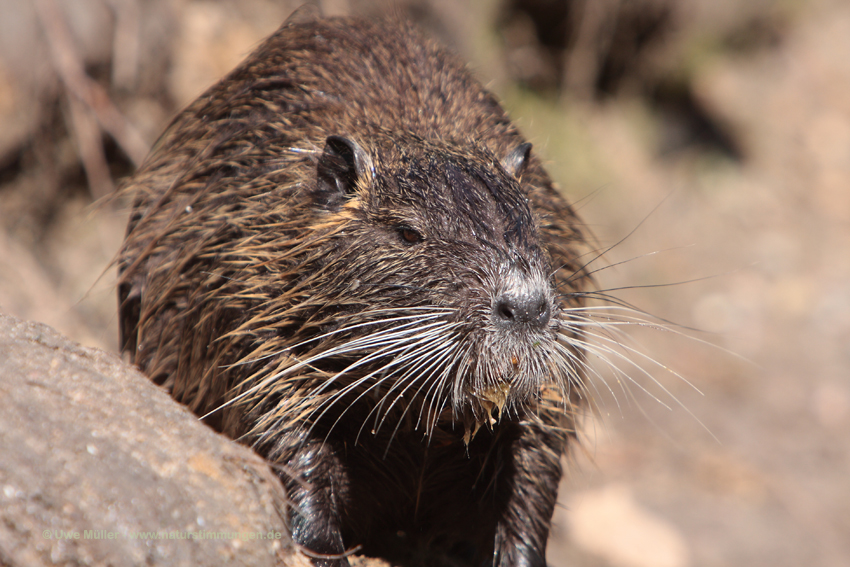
left=0, top=0, right=847, bottom=565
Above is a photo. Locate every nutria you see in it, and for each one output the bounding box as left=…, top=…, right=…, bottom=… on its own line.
left=119, top=13, right=592, bottom=567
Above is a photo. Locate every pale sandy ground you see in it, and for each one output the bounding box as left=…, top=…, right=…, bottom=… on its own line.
left=1, top=1, right=847, bottom=566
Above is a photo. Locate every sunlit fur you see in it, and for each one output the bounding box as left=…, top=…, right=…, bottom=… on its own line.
left=119, top=15, right=602, bottom=567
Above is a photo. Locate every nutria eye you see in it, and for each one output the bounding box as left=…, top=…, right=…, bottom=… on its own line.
left=398, top=226, right=423, bottom=244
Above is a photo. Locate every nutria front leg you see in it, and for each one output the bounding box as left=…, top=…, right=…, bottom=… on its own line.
left=279, top=439, right=350, bottom=567
left=492, top=420, right=567, bottom=567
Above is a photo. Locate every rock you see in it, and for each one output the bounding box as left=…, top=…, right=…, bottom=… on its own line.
left=0, top=312, right=300, bottom=566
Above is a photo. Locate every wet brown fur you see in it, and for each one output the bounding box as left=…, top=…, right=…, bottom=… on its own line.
left=119, top=14, right=591, bottom=567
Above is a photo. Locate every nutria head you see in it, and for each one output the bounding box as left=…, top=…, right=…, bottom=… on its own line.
left=171, top=130, right=587, bottom=446
left=121, top=129, right=589, bottom=443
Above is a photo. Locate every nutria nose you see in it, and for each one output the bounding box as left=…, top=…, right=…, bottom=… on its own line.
left=493, top=291, right=552, bottom=329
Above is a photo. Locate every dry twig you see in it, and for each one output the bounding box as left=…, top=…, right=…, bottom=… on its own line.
left=34, top=0, right=150, bottom=197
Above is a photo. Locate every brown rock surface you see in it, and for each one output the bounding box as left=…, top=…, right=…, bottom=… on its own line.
left=0, top=313, right=297, bottom=566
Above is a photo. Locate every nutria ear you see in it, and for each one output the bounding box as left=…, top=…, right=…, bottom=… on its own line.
left=316, top=135, right=372, bottom=201
left=502, top=142, right=532, bottom=178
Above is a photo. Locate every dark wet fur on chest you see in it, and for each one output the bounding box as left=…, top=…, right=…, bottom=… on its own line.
left=119, top=14, right=591, bottom=567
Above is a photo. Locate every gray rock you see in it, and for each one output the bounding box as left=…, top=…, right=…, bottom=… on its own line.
left=0, top=313, right=300, bottom=566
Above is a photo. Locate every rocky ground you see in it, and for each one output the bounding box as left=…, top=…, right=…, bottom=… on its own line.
left=1, top=0, right=848, bottom=566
